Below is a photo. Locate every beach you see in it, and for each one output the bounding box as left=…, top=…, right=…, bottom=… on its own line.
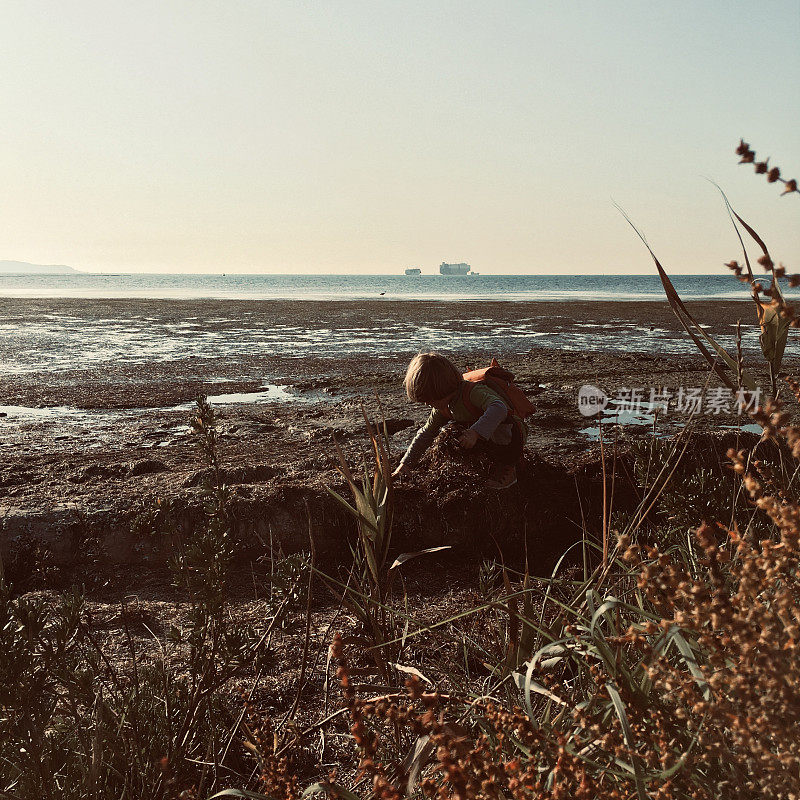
left=2, top=296, right=794, bottom=573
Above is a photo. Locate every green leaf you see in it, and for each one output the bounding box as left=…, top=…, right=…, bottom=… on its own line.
left=322, top=484, right=380, bottom=537
left=756, top=299, right=791, bottom=375
left=668, top=627, right=711, bottom=700
left=516, top=674, right=568, bottom=707
left=302, top=782, right=362, bottom=800
left=589, top=596, right=622, bottom=638
left=389, top=546, right=451, bottom=570
left=606, top=682, right=648, bottom=800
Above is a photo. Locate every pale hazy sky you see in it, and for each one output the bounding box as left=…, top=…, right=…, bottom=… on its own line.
left=2, top=1, right=798, bottom=274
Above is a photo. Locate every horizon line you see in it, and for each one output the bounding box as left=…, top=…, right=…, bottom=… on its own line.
left=1, top=270, right=748, bottom=277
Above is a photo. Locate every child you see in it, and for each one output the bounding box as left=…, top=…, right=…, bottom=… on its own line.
left=392, top=352, right=525, bottom=489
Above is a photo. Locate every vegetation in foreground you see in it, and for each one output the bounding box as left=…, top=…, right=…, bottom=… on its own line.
left=1, top=145, right=799, bottom=799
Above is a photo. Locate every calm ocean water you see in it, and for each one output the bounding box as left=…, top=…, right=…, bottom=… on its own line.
left=0, top=272, right=785, bottom=301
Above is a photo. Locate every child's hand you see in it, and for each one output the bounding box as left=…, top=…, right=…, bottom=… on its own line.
left=459, top=429, right=479, bottom=449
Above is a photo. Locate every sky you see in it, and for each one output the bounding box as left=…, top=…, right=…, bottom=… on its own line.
left=1, top=0, right=798, bottom=274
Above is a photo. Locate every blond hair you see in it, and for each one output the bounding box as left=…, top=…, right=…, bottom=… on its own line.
left=403, top=352, right=462, bottom=404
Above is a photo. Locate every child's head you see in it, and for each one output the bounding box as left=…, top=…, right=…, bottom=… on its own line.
left=403, top=352, right=462, bottom=404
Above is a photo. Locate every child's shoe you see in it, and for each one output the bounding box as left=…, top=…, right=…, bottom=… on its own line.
left=487, top=464, right=517, bottom=489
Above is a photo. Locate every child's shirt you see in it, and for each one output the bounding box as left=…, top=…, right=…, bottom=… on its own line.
left=398, top=381, right=526, bottom=468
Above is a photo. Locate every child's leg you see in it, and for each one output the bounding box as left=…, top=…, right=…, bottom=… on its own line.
left=487, top=420, right=524, bottom=466
left=485, top=422, right=523, bottom=488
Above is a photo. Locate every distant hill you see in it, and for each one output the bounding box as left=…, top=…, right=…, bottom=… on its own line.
left=0, top=260, right=79, bottom=274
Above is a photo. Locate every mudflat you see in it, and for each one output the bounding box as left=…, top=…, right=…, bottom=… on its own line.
left=1, top=296, right=776, bottom=406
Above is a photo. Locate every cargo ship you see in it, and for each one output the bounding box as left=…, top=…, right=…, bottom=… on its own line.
left=404, top=267, right=421, bottom=275
left=439, top=262, right=471, bottom=275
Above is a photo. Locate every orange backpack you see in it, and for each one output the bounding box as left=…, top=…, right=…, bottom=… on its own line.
left=461, top=358, right=536, bottom=421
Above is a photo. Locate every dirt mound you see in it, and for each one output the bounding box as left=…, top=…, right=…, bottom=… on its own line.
left=390, top=424, right=629, bottom=571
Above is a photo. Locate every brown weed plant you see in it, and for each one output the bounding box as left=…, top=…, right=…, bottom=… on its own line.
left=621, top=141, right=798, bottom=400
left=297, top=147, right=800, bottom=798
left=736, top=139, right=799, bottom=196
left=724, top=141, right=799, bottom=402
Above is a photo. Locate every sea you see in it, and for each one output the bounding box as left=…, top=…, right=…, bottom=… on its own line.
left=0, top=272, right=783, bottom=302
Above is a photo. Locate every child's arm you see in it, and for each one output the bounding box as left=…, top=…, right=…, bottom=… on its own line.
left=469, top=400, right=508, bottom=440
left=394, top=409, right=447, bottom=474
left=459, top=383, right=509, bottom=449
left=458, top=399, right=507, bottom=449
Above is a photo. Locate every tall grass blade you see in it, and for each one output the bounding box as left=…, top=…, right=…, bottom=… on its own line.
left=713, top=184, right=791, bottom=384
left=617, top=204, right=756, bottom=390
left=502, top=567, right=521, bottom=673
left=668, top=627, right=711, bottom=700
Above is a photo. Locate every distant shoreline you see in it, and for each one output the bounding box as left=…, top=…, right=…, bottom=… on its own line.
left=0, top=260, right=78, bottom=275
left=0, top=271, right=771, bottom=277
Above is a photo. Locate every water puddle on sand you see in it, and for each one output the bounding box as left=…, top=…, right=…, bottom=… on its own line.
left=579, top=400, right=660, bottom=440
left=580, top=404, right=764, bottom=441
left=719, top=423, right=763, bottom=436
left=171, top=384, right=297, bottom=411
left=0, top=404, right=77, bottom=419
left=0, top=383, right=321, bottom=421
left=0, top=383, right=333, bottom=452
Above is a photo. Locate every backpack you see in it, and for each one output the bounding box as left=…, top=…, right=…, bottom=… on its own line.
left=460, top=358, right=536, bottom=421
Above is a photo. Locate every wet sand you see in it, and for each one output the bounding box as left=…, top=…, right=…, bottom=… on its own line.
left=0, top=297, right=778, bottom=411
left=3, top=296, right=796, bottom=785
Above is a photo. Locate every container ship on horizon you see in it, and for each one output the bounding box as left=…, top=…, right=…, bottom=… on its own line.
left=402, top=263, right=475, bottom=275
left=439, top=262, right=471, bottom=275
